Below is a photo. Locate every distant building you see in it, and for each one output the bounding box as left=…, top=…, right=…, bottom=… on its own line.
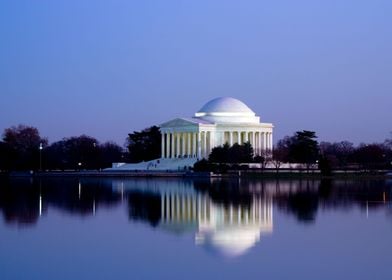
left=160, top=97, right=274, bottom=159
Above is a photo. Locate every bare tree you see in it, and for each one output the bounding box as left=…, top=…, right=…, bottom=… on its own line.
left=272, top=146, right=287, bottom=172
left=254, top=149, right=272, bottom=169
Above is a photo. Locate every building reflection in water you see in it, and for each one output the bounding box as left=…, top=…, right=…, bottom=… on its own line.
left=196, top=196, right=273, bottom=258
left=115, top=178, right=273, bottom=258
left=162, top=192, right=272, bottom=257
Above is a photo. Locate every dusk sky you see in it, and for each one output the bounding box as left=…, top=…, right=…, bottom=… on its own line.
left=1, top=0, right=391, bottom=146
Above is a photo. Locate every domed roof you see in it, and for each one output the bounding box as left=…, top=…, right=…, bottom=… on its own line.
left=196, top=97, right=254, bottom=116
left=194, top=97, right=260, bottom=124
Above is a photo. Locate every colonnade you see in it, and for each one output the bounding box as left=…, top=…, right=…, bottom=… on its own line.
left=161, top=131, right=207, bottom=159
left=219, top=131, right=273, bottom=157
left=161, top=130, right=273, bottom=159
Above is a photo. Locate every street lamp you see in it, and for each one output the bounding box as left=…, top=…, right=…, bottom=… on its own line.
left=39, top=143, right=43, bottom=171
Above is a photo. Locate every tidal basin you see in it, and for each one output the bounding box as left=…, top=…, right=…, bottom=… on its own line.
left=0, top=177, right=391, bottom=280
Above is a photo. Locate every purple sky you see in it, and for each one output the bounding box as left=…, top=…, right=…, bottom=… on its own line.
left=0, top=1, right=391, bottom=147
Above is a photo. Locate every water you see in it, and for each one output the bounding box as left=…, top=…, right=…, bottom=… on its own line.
left=0, top=177, right=391, bottom=280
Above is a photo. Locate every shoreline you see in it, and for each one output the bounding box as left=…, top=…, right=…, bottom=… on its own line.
left=2, top=170, right=391, bottom=180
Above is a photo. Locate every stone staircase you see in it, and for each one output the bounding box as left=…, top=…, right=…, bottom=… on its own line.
left=106, top=157, right=199, bottom=171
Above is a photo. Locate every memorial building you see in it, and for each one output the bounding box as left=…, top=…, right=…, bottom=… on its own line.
left=110, top=97, right=273, bottom=170
left=160, top=97, right=274, bottom=159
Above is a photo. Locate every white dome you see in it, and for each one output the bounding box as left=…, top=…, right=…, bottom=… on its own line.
left=194, top=97, right=260, bottom=124
left=197, top=97, right=255, bottom=115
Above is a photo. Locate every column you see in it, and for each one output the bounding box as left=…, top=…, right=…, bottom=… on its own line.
left=208, top=131, right=211, bottom=157
left=270, top=132, right=273, bottom=150
left=183, top=133, right=186, bottom=156
left=192, top=133, right=196, bottom=157
left=245, top=131, right=249, bottom=143
left=252, top=132, right=256, bottom=153
left=259, top=132, right=262, bottom=155
left=171, top=132, right=175, bottom=158
left=176, top=133, right=180, bottom=157
left=229, top=131, right=233, bottom=146
left=254, top=132, right=258, bottom=155
left=197, top=132, right=201, bottom=158
left=187, top=133, right=191, bottom=156
left=203, top=132, right=207, bottom=158
left=267, top=132, right=270, bottom=150
left=237, top=131, right=241, bottom=144
left=182, top=133, right=186, bottom=157
left=266, top=133, right=269, bottom=150
left=209, top=132, right=213, bottom=153
left=260, top=132, right=264, bottom=151
left=166, top=133, right=170, bottom=158
left=161, top=133, right=165, bottom=158
left=221, top=131, right=224, bottom=145
left=267, top=133, right=270, bottom=150
left=206, top=131, right=210, bottom=156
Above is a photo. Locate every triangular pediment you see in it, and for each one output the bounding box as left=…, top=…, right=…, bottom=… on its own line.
left=160, top=118, right=202, bottom=128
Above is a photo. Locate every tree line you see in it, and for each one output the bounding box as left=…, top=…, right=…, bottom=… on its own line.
left=0, top=125, right=126, bottom=171
left=273, top=130, right=392, bottom=172
left=0, top=124, right=391, bottom=172
left=195, top=130, right=392, bottom=173
left=0, top=124, right=163, bottom=171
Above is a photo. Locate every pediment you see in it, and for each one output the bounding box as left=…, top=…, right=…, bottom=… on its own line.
left=160, top=118, right=201, bottom=128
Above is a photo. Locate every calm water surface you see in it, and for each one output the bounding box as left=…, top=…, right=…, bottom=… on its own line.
left=0, top=177, right=391, bottom=280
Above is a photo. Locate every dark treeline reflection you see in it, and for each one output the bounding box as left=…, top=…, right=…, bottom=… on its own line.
left=245, top=179, right=392, bottom=223
left=274, top=179, right=391, bottom=223
left=0, top=177, right=391, bottom=228
left=128, top=192, right=161, bottom=227
left=0, top=178, right=121, bottom=226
